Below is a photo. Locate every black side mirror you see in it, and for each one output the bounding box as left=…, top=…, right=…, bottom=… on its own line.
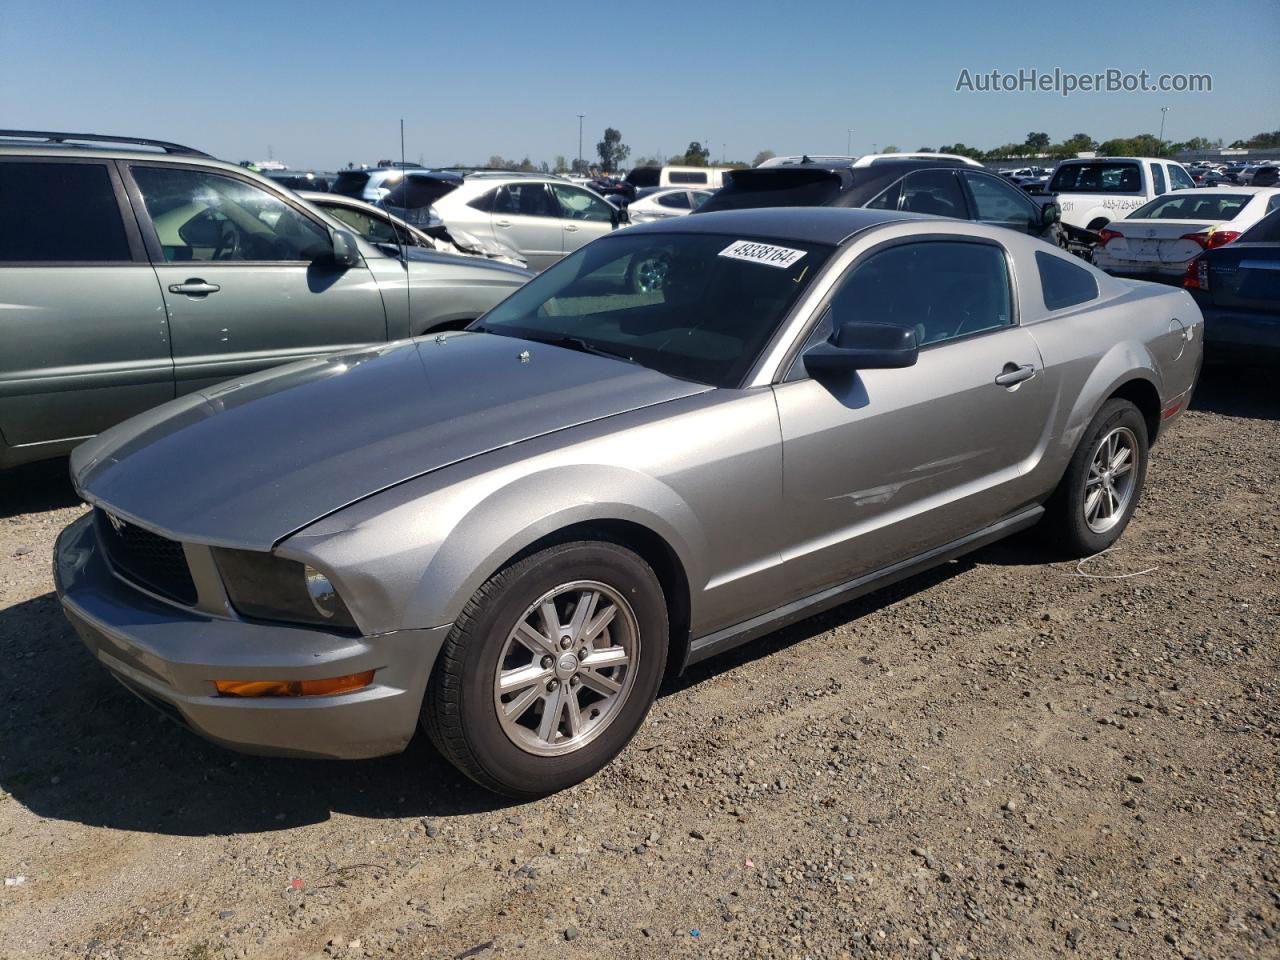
left=804, top=321, right=918, bottom=375
left=1041, top=202, right=1062, bottom=228
left=329, top=229, right=361, bottom=268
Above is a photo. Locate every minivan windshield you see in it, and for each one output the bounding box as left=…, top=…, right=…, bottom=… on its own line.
left=474, top=232, right=833, bottom=387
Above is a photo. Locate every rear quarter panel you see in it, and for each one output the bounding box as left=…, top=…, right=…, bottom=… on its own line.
left=1015, top=247, right=1202, bottom=495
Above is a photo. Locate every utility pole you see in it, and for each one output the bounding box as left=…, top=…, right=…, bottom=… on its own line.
left=1159, top=106, right=1170, bottom=155
left=847, top=129, right=852, bottom=155
left=577, top=114, right=585, bottom=172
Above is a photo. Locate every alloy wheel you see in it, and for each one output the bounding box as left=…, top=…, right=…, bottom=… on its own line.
left=1083, top=426, right=1139, bottom=534
left=632, top=255, right=669, bottom=293
left=493, top=581, right=640, bottom=757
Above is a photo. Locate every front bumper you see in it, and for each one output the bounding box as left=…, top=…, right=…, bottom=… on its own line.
left=54, top=512, right=450, bottom=759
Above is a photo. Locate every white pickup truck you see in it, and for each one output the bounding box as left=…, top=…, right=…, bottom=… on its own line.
left=1042, top=157, right=1198, bottom=232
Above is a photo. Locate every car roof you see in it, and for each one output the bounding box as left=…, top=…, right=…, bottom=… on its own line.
left=1158, top=186, right=1272, bottom=195
left=620, top=206, right=930, bottom=245
left=1055, top=156, right=1172, bottom=164
left=0, top=138, right=304, bottom=189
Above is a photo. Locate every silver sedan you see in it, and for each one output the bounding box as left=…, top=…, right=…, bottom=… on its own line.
left=55, top=207, right=1202, bottom=796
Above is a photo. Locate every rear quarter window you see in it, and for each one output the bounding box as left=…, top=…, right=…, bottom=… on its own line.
left=1036, top=250, right=1099, bottom=311
left=0, top=161, right=131, bottom=262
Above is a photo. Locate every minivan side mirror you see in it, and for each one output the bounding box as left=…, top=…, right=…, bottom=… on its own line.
left=804, top=321, right=918, bottom=375
left=330, top=229, right=361, bottom=268
left=1041, top=202, right=1062, bottom=228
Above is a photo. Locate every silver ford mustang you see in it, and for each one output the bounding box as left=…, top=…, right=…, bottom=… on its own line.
left=55, top=208, right=1202, bottom=797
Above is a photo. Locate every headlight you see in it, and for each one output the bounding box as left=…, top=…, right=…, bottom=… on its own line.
left=213, top=549, right=358, bottom=632
left=303, top=565, right=344, bottom=620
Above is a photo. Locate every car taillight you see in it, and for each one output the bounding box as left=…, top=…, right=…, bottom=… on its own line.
left=1180, top=229, right=1241, bottom=250
left=1183, top=256, right=1209, bottom=291
left=1097, top=228, right=1124, bottom=246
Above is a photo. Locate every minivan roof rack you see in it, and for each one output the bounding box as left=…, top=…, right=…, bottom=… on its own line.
left=0, top=130, right=212, bottom=157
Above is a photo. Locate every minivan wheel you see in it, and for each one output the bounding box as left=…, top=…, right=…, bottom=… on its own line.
left=1043, top=398, right=1149, bottom=557
left=422, top=541, right=668, bottom=798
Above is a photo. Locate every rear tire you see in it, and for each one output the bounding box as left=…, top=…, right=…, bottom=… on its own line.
left=1043, top=399, right=1149, bottom=557
left=423, top=541, right=668, bottom=798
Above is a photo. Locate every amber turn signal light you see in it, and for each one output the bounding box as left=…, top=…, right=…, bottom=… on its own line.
left=214, top=670, right=375, bottom=698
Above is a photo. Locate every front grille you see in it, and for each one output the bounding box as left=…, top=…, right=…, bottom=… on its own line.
left=95, top=508, right=198, bottom=605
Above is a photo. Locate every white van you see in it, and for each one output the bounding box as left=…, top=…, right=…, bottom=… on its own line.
left=1047, top=157, right=1197, bottom=231
left=659, top=165, right=731, bottom=189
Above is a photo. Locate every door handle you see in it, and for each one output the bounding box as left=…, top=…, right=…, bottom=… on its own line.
left=994, top=363, right=1036, bottom=387
left=168, top=279, right=221, bottom=297
left=564, top=224, right=579, bottom=233
left=494, top=219, right=512, bottom=228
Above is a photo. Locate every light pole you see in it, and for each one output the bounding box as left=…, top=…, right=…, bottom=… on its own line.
left=576, top=114, right=585, bottom=172
left=847, top=129, right=852, bottom=156
left=1158, top=106, right=1169, bottom=156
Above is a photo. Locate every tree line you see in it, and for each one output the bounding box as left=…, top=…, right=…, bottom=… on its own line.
left=462, top=126, right=1280, bottom=176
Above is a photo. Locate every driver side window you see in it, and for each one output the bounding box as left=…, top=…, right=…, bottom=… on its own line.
left=131, top=166, right=331, bottom=262
left=550, top=184, right=615, bottom=222
left=827, top=240, right=1013, bottom=348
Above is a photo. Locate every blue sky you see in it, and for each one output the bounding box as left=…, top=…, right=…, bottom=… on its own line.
left=1, top=0, right=1275, bottom=170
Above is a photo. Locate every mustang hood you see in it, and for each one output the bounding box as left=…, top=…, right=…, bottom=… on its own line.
left=72, top=333, right=710, bottom=550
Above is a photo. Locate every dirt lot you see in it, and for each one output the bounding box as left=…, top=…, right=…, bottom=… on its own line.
left=0, top=368, right=1276, bottom=960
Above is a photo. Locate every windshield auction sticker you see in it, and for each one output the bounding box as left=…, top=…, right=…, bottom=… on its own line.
left=719, top=240, right=807, bottom=268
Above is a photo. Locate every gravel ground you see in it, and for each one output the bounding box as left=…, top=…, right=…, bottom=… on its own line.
left=0, top=368, right=1276, bottom=960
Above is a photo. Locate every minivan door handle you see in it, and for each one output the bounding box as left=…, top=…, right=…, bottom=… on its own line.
left=168, top=279, right=221, bottom=297
left=494, top=219, right=512, bottom=228
left=994, top=363, right=1036, bottom=387
left=563, top=224, right=579, bottom=233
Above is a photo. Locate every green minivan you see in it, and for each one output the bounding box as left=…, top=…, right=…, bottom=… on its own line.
left=0, top=131, right=532, bottom=469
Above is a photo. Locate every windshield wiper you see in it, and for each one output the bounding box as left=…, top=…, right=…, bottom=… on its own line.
left=512, top=332, right=641, bottom=366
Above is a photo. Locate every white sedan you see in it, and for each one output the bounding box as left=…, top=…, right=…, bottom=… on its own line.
left=626, top=187, right=714, bottom=224
left=1092, top=187, right=1280, bottom=278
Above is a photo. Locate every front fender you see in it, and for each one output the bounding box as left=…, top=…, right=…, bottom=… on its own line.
left=282, top=458, right=706, bottom=637
left=406, top=464, right=705, bottom=630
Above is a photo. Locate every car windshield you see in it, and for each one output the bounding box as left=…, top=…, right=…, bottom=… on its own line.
left=1129, top=193, right=1252, bottom=221
left=474, top=231, right=833, bottom=387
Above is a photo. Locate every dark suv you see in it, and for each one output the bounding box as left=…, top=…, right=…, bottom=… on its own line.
left=698, top=156, right=1066, bottom=248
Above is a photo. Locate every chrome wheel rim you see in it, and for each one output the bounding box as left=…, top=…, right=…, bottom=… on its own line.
left=633, top=255, right=669, bottom=293
left=493, top=580, right=640, bottom=757
left=1084, top=426, right=1139, bottom=534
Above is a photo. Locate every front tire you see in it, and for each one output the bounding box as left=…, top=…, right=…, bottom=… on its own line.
left=1043, top=399, right=1149, bottom=557
left=423, top=541, right=668, bottom=798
